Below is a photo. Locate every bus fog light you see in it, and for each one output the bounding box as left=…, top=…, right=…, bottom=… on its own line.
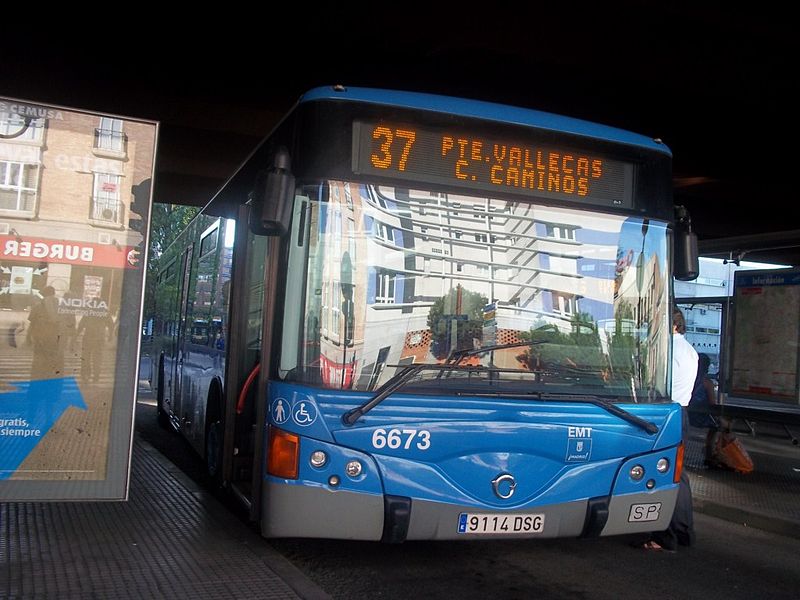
left=656, top=458, right=670, bottom=473
left=630, top=465, right=645, bottom=481
left=345, top=460, right=362, bottom=477
left=310, top=451, right=327, bottom=468
left=646, top=479, right=656, bottom=489
left=328, top=475, right=340, bottom=487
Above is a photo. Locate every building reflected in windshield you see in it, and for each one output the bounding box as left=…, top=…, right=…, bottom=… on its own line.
left=289, top=182, right=670, bottom=400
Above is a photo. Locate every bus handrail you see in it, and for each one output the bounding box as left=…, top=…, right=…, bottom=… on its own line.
left=236, top=364, right=261, bottom=415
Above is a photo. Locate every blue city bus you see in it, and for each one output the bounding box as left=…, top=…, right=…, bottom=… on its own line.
left=152, top=85, right=695, bottom=541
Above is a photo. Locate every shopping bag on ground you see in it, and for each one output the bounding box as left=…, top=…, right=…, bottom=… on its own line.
left=712, top=432, right=754, bottom=474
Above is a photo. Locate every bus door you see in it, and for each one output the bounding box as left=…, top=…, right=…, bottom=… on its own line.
left=173, top=243, right=194, bottom=428
left=222, top=206, right=270, bottom=506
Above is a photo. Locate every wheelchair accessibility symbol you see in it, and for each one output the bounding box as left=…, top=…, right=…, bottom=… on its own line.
left=292, top=400, right=318, bottom=427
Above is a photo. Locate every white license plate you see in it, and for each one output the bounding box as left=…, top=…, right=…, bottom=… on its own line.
left=628, top=503, right=662, bottom=522
left=457, top=512, right=545, bottom=534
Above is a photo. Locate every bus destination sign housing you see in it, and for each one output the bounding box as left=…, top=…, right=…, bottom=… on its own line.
left=352, top=120, right=635, bottom=209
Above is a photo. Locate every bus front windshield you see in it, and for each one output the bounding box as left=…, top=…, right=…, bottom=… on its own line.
left=280, top=181, right=671, bottom=403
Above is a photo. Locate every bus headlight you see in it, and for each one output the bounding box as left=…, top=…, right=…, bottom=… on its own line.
left=656, top=458, right=670, bottom=473
left=630, top=465, right=645, bottom=481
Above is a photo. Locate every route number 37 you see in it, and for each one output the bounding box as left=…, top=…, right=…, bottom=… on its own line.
left=371, top=127, right=417, bottom=172
left=371, top=428, right=431, bottom=450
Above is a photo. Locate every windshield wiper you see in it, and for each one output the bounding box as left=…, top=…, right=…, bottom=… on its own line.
left=341, top=342, right=658, bottom=434
left=538, top=393, right=659, bottom=435
left=342, top=363, right=485, bottom=425
left=343, top=341, right=544, bottom=425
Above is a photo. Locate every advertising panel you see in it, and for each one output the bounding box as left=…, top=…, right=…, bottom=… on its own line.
left=730, top=269, right=800, bottom=403
left=0, top=97, right=156, bottom=499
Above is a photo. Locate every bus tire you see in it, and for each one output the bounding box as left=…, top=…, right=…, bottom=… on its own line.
left=156, top=356, right=170, bottom=430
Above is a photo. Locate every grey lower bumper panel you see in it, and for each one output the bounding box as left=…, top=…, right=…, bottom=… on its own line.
left=262, top=481, right=385, bottom=540
left=261, top=481, right=679, bottom=541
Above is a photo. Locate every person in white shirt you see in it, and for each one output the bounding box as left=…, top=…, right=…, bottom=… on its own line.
left=636, top=306, right=697, bottom=552
left=672, top=310, right=698, bottom=406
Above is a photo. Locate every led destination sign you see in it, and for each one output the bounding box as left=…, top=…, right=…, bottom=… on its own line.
left=353, top=121, right=635, bottom=208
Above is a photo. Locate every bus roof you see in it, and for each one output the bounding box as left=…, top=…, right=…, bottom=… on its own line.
left=300, top=86, right=671, bottom=157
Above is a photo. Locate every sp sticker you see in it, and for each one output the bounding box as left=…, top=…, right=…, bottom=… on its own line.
left=628, top=503, right=662, bottom=522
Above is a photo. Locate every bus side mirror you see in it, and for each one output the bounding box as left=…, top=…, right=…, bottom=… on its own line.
left=674, top=205, right=699, bottom=281
left=249, top=147, right=295, bottom=236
